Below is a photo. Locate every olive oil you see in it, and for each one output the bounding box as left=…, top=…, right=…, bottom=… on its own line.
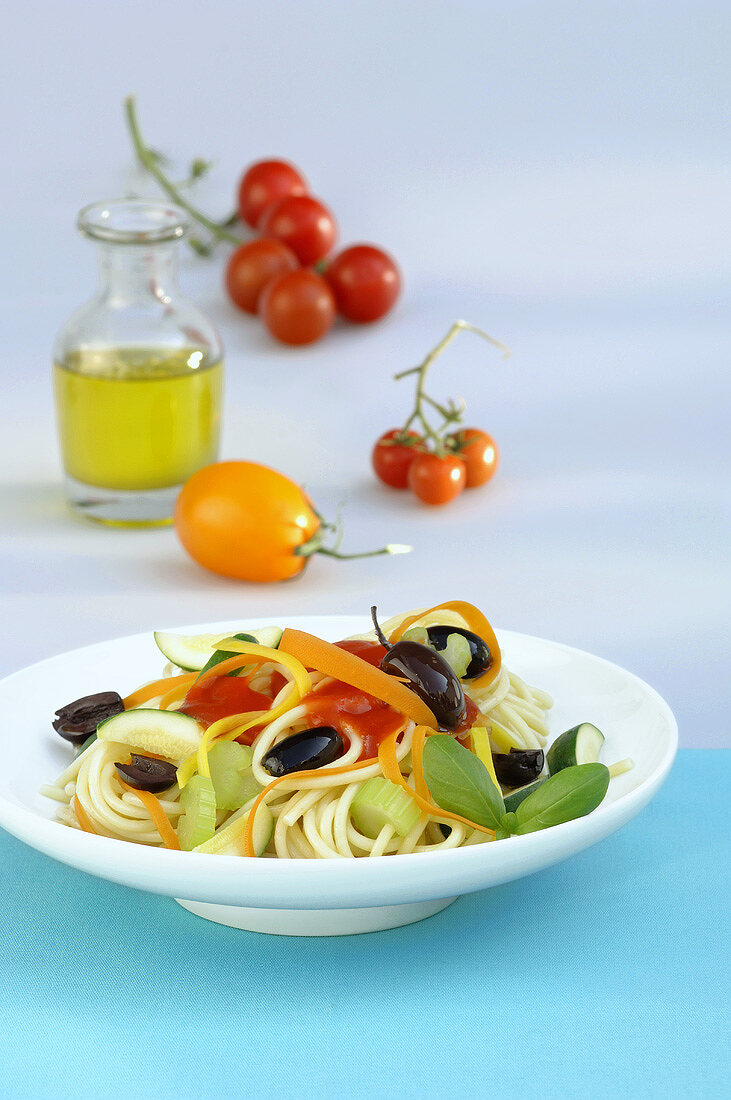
left=53, top=346, right=223, bottom=493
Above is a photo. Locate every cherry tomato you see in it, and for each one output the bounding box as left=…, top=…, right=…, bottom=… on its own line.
left=408, top=452, right=466, bottom=505
left=446, top=427, right=499, bottom=488
left=325, top=245, right=401, bottom=323
left=175, top=461, right=320, bottom=582
left=237, top=160, right=308, bottom=229
left=372, top=429, right=424, bottom=489
left=259, top=195, right=337, bottom=266
left=224, top=239, right=299, bottom=314
left=259, top=269, right=336, bottom=346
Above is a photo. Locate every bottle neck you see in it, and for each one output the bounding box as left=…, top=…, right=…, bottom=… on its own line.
left=96, top=241, right=180, bottom=304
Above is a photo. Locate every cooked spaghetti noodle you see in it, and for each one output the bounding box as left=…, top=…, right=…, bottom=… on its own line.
left=42, top=605, right=554, bottom=858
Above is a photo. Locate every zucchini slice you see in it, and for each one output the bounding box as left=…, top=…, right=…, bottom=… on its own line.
left=154, top=627, right=283, bottom=671
left=546, top=722, right=605, bottom=775
left=97, top=708, right=202, bottom=761
left=502, top=778, right=546, bottom=813
left=194, top=804, right=274, bottom=857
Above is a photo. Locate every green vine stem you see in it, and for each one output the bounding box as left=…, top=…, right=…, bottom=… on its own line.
left=393, top=320, right=510, bottom=455
left=124, top=96, right=242, bottom=250
left=294, top=509, right=410, bottom=562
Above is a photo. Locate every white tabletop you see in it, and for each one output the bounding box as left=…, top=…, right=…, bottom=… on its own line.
left=1, top=0, right=728, bottom=746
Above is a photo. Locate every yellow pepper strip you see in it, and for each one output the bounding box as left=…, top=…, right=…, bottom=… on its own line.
left=388, top=600, right=502, bottom=691
left=487, top=720, right=517, bottom=755
left=176, top=643, right=311, bottom=789
left=470, top=726, right=501, bottom=791
left=123, top=673, right=196, bottom=710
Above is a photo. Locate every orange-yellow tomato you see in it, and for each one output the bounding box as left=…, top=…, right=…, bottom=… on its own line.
left=174, top=461, right=320, bottom=582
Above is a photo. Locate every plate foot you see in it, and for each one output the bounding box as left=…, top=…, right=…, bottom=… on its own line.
left=174, top=896, right=457, bottom=935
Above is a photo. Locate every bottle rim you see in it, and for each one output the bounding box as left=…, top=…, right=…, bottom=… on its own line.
left=77, top=199, right=188, bottom=244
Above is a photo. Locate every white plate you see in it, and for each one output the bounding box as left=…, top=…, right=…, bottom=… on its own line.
left=0, top=616, right=677, bottom=936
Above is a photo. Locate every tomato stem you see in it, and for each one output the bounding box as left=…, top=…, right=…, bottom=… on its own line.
left=395, top=320, right=510, bottom=456
left=124, top=96, right=242, bottom=250
left=294, top=515, right=410, bottom=563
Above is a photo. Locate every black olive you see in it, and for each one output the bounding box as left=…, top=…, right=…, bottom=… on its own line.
left=425, top=625, right=492, bottom=679
left=371, top=607, right=467, bottom=731
left=381, top=641, right=467, bottom=731
left=114, top=754, right=178, bottom=793
left=493, top=749, right=544, bottom=787
left=53, top=691, right=124, bottom=745
left=264, top=727, right=344, bottom=777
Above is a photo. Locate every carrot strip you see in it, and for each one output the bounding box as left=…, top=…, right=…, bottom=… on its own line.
left=243, top=757, right=379, bottom=857
left=388, top=601, right=502, bottom=691
left=411, top=725, right=430, bottom=802
left=73, top=797, right=97, bottom=834
left=123, top=673, right=196, bottom=710
left=279, top=628, right=437, bottom=728
left=119, top=779, right=180, bottom=850
left=378, top=729, right=495, bottom=838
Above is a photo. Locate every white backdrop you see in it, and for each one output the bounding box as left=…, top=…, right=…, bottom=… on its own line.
left=1, top=0, right=728, bottom=745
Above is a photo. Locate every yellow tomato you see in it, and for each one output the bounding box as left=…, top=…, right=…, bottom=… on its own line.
left=174, top=461, right=320, bottom=582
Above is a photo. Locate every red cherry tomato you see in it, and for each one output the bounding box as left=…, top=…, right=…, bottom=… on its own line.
left=372, top=429, right=424, bottom=489
left=259, top=195, right=337, bottom=266
left=259, top=269, right=336, bottom=346
left=446, top=428, right=499, bottom=488
left=325, top=245, right=401, bottom=323
left=237, top=160, right=308, bottom=229
left=408, top=452, right=466, bottom=505
left=224, top=239, right=299, bottom=314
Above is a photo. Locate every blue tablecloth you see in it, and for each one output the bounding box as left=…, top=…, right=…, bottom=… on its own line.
left=1, top=750, right=728, bottom=1099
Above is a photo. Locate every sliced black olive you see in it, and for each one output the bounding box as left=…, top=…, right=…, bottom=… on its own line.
left=53, top=691, right=124, bottom=744
left=425, top=626, right=492, bottom=680
left=264, top=727, right=344, bottom=777
left=114, top=754, right=178, bottom=793
left=493, top=748, right=544, bottom=787
left=53, top=721, right=93, bottom=747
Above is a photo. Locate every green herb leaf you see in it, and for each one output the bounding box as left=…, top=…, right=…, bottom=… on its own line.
left=422, top=735, right=505, bottom=830
left=513, top=763, right=609, bottom=834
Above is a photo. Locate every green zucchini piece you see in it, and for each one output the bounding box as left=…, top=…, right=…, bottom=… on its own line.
left=177, top=774, right=217, bottom=850
left=546, top=723, right=605, bottom=775
left=502, top=778, right=546, bottom=813
left=208, top=741, right=260, bottom=811
left=97, top=708, right=202, bottom=761
left=194, top=803, right=274, bottom=857
left=154, top=627, right=283, bottom=672
left=350, top=777, right=421, bottom=839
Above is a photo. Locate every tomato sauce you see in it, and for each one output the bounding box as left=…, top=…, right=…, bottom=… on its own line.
left=335, top=639, right=389, bottom=667
left=304, top=680, right=404, bottom=762
left=179, top=675, right=272, bottom=732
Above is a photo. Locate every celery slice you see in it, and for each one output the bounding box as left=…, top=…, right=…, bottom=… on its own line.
left=350, top=777, right=421, bottom=839
left=177, top=774, right=217, bottom=850
left=208, top=741, right=258, bottom=811
left=194, top=804, right=274, bottom=857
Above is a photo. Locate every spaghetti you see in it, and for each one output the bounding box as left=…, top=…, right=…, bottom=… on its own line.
left=41, top=605, right=554, bottom=858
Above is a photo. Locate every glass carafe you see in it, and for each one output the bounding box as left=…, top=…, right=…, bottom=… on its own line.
left=53, top=200, right=223, bottom=525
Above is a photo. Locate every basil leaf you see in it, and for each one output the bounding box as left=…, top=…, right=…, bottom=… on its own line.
left=422, top=735, right=505, bottom=829
left=513, top=763, right=609, bottom=834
